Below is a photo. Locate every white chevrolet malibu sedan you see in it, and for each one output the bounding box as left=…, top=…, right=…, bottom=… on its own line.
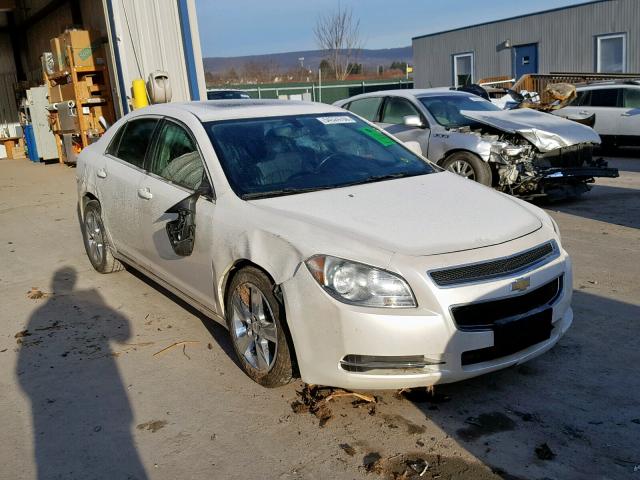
left=77, top=100, right=572, bottom=389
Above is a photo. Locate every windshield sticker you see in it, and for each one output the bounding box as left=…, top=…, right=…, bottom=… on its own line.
left=317, top=116, right=357, bottom=125
left=359, top=127, right=396, bottom=146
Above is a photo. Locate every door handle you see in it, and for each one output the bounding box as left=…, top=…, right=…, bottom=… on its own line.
left=621, top=112, right=631, bottom=117
left=137, top=188, right=153, bottom=200
left=578, top=110, right=590, bottom=115
left=96, top=168, right=107, bottom=178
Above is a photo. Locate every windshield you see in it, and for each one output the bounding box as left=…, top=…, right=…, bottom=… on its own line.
left=207, top=91, right=251, bottom=100
left=204, top=113, right=435, bottom=199
left=419, top=94, right=501, bottom=128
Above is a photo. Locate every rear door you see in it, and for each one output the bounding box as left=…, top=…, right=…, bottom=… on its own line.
left=377, top=96, right=431, bottom=154
left=573, top=88, right=621, bottom=137
left=620, top=87, right=640, bottom=144
left=137, top=118, right=217, bottom=309
left=99, top=117, right=160, bottom=263
left=344, top=97, right=383, bottom=122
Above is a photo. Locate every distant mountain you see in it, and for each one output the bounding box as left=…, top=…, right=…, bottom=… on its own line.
left=203, top=46, right=413, bottom=74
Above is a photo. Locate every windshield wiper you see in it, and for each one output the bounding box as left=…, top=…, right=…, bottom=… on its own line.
left=241, top=185, right=337, bottom=200
left=241, top=172, right=427, bottom=200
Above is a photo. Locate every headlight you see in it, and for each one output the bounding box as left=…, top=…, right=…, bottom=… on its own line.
left=305, top=255, right=417, bottom=308
left=491, top=142, right=525, bottom=157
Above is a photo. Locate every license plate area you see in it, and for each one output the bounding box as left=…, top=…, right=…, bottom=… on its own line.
left=461, top=308, right=553, bottom=366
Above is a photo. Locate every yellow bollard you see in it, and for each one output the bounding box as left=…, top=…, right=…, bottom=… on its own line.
left=132, top=79, right=149, bottom=109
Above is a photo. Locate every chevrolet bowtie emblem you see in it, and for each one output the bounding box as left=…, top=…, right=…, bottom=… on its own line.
left=511, top=277, right=531, bottom=292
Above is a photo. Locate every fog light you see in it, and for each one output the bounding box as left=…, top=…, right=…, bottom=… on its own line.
left=340, top=354, right=444, bottom=373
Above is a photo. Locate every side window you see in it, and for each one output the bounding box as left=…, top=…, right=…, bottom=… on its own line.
left=347, top=97, right=382, bottom=122
left=150, top=121, right=205, bottom=190
left=623, top=88, right=640, bottom=108
left=116, top=118, right=159, bottom=168
left=381, top=97, right=422, bottom=124
left=587, top=89, right=620, bottom=107
left=570, top=90, right=587, bottom=106
left=105, top=123, right=126, bottom=156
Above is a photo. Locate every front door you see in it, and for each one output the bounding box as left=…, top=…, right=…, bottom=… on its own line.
left=514, top=43, right=538, bottom=79
left=620, top=87, right=640, bottom=145
left=377, top=96, right=431, bottom=155
left=138, top=118, right=217, bottom=310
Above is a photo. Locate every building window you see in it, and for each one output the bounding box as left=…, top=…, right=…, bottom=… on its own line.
left=453, top=53, right=473, bottom=87
left=596, top=33, right=626, bottom=73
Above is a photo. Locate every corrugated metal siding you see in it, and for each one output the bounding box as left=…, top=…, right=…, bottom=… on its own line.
left=111, top=0, right=191, bottom=106
left=0, top=32, right=19, bottom=131
left=413, top=0, right=640, bottom=88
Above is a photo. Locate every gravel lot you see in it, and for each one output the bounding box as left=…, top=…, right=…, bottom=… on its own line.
left=1, top=155, right=638, bottom=480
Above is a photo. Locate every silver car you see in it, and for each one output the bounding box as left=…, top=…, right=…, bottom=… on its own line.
left=335, top=89, right=618, bottom=200
left=553, top=80, right=640, bottom=149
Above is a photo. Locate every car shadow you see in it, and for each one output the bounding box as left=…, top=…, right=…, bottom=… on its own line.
left=405, top=290, right=640, bottom=479
left=122, top=264, right=240, bottom=368
left=545, top=183, right=640, bottom=229
left=16, top=267, right=148, bottom=480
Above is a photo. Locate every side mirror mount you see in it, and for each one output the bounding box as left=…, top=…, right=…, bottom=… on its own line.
left=164, top=176, right=213, bottom=257
left=404, top=141, right=423, bottom=156
left=196, top=176, right=214, bottom=199
left=403, top=115, right=425, bottom=128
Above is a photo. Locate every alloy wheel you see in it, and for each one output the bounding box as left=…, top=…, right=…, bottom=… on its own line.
left=230, top=282, right=278, bottom=372
left=85, top=210, right=105, bottom=265
left=447, top=159, right=476, bottom=180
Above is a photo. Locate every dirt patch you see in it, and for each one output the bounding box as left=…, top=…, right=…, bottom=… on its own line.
left=381, top=414, right=426, bottom=435
left=26, top=287, right=49, bottom=300
left=339, top=443, right=356, bottom=456
left=535, top=443, right=556, bottom=460
left=394, top=387, right=451, bottom=405
left=361, top=452, right=502, bottom=479
left=290, top=384, right=376, bottom=427
left=457, top=412, right=516, bottom=442
left=136, top=420, right=167, bottom=433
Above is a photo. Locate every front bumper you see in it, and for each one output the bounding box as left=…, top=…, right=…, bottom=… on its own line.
left=282, top=230, right=572, bottom=390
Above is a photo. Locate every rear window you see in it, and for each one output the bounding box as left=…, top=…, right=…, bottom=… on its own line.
left=115, top=118, right=159, bottom=168
left=623, top=88, right=640, bottom=108
left=586, top=88, right=620, bottom=107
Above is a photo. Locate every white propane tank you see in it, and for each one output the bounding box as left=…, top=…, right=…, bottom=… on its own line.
left=148, top=71, right=172, bottom=104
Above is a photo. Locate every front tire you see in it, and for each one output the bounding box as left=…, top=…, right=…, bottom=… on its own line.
left=82, top=200, right=123, bottom=273
left=442, top=151, right=492, bottom=186
left=225, top=267, right=294, bottom=387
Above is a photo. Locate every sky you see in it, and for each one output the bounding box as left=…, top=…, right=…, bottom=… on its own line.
left=195, top=0, right=592, bottom=58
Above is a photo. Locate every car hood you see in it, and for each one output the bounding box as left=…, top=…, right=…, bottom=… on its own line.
left=250, top=172, right=542, bottom=257
left=460, top=108, right=601, bottom=152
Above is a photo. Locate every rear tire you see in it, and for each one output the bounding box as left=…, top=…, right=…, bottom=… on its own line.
left=225, top=267, right=294, bottom=387
left=82, top=200, right=123, bottom=273
left=442, top=151, right=492, bottom=186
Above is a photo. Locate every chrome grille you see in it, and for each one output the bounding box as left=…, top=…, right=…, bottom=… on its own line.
left=429, top=241, right=556, bottom=287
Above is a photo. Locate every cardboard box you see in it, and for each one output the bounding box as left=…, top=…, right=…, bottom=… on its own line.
left=50, top=37, right=65, bottom=72
left=62, top=29, right=105, bottom=69
left=48, top=81, right=91, bottom=104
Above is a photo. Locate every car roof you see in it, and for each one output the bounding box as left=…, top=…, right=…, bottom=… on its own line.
left=137, top=100, right=345, bottom=122
left=335, top=88, right=474, bottom=104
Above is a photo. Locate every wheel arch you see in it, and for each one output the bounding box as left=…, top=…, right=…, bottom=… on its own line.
left=219, top=258, right=300, bottom=377
left=439, top=148, right=487, bottom=165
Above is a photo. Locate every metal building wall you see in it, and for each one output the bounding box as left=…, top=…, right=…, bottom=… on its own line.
left=106, top=0, right=206, bottom=115
left=412, top=0, right=640, bottom=88
left=0, top=32, right=19, bottom=134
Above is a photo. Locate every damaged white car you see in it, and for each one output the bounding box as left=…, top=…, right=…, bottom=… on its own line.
left=77, top=100, right=572, bottom=390
left=336, top=89, right=618, bottom=200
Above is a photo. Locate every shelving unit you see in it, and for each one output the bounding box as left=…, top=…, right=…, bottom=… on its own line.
left=44, top=44, right=115, bottom=163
